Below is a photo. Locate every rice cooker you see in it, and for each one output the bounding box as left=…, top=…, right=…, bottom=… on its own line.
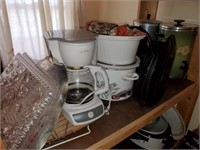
left=159, top=20, right=198, bottom=78
left=129, top=107, right=186, bottom=149
left=97, top=57, right=140, bottom=101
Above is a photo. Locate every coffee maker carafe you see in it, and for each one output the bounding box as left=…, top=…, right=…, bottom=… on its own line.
left=66, top=66, right=109, bottom=104
left=62, top=65, right=109, bottom=125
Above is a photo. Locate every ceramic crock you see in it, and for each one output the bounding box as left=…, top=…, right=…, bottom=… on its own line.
left=97, top=57, right=140, bottom=101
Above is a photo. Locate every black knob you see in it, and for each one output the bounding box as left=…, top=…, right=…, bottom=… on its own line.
left=174, top=19, right=185, bottom=26
left=147, top=13, right=151, bottom=20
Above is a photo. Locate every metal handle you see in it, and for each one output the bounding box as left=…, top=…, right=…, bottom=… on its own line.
left=174, top=19, right=185, bottom=26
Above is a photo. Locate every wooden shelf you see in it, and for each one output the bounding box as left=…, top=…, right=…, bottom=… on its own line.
left=47, top=79, right=195, bottom=149
left=44, top=1, right=199, bottom=149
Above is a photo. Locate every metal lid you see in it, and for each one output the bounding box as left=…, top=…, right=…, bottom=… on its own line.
left=97, top=56, right=140, bottom=70
left=43, top=29, right=97, bottom=42
left=160, top=19, right=198, bottom=31
left=133, top=19, right=162, bottom=25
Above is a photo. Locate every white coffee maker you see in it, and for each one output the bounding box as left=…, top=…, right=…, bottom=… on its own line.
left=44, top=29, right=110, bottom=126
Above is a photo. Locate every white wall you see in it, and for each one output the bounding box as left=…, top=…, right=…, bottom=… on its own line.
left=156, top=0, right=199, bottom=24
left=83, top=0, right=139, bottom=25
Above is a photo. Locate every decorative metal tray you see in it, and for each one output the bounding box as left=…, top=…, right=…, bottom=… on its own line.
left=0, top=53, right=63, bottom=149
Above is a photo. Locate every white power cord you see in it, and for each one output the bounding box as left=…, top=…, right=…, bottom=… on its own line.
left=79, top=90, right=96, bottom=105
left=78, top=87, right=112, bottom=116
left=103, top=90, right=112, bottom=115
left=43, top=125, right=91, bottom=150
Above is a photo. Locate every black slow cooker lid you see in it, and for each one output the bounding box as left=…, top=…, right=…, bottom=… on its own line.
left=160, top=19, right=198, bottom=31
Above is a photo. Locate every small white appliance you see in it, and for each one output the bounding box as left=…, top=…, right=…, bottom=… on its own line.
left=44, top=29, right=111, bottom=126
left=62, top=66, right=110, bottom=126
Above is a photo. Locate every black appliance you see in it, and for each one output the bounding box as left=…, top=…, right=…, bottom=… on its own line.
left=131, top=26, right=176, bottom=107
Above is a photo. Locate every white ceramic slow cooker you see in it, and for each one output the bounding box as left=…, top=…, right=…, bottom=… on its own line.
left=97, top=35, right=145, bottom=65
left=97, top=57, right=140, bottom=101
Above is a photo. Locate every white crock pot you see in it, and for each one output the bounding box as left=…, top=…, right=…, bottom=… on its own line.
left=97, top=57, right=140, bottom=101
left=97, top=35, right=145, bottom=65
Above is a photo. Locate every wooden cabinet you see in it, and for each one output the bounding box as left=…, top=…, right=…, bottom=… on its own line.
left=137, top=1, right=158, bottom=20
left=50, top=31, right=199, bottom=150
left=50, top=80, right=196, bottom=149
left=46, top=1, right=199, bottom=149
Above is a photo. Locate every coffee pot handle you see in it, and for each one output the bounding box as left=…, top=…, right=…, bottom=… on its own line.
left=84, top=65, right=109, bottom=95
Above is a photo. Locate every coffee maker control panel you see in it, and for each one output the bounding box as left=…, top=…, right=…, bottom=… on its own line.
left=62, top=96, right=105, bottom=126
left=73, top=105, right=104, bottom=123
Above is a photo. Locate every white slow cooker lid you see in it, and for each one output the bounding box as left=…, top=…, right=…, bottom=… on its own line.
left=141, top=116, right=169, bottom=135
left=97, top=56, right=140, bottom=70
left=162, top=106, right=186, bottom=140
left=44, top=29, right=97, bottom=41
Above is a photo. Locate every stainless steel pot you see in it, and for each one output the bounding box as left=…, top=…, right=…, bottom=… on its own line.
left=159, top=20, right=198, bottom=78
left=133, top=19, right=162, bottom=41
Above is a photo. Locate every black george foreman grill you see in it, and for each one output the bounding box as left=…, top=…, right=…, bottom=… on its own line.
left=131, top=26, right=176, bottom=107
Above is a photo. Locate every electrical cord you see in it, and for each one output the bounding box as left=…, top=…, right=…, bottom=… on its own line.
left=43, top=125, right=91, bottom=150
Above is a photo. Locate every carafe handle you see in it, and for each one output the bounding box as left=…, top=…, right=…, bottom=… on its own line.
left=84, top=65, right=109, bottom=95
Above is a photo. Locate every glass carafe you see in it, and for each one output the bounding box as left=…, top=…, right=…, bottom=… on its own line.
left=66, top=65, right=109, bottom=104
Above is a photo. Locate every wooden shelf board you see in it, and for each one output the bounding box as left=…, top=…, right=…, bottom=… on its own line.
left=48, top=79, right=194, bottom=149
